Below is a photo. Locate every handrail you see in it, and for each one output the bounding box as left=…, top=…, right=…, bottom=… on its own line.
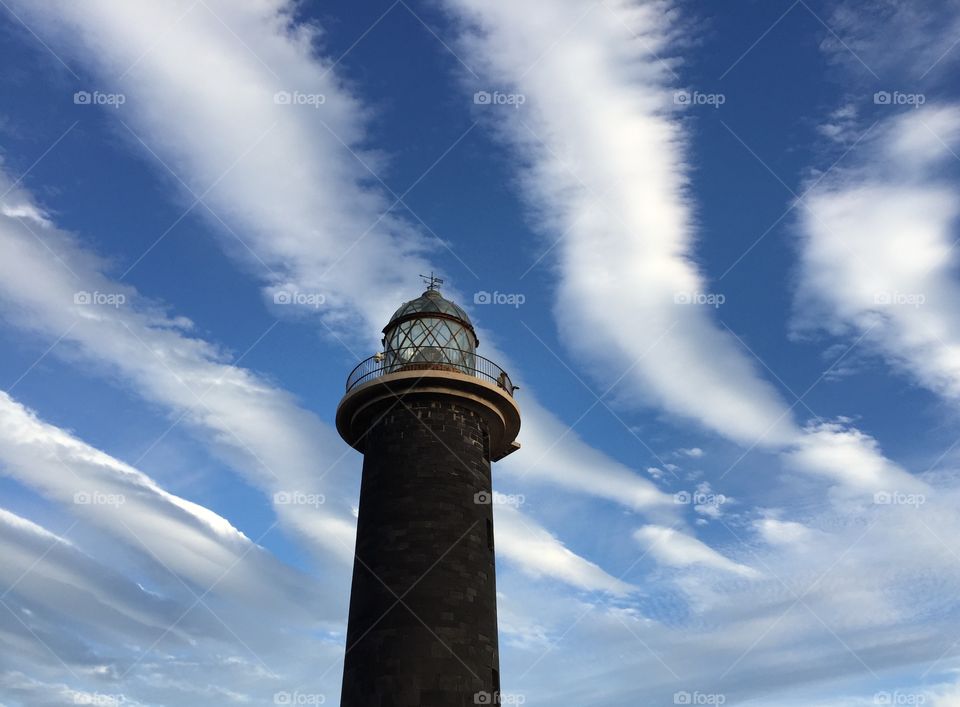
left=345, top=346, right=515, bottom=397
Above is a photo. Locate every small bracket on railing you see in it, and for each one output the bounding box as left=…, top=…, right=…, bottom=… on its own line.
left=497, top=371, right=518, bottom=396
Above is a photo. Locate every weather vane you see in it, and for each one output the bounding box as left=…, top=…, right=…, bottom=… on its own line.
left=419, top=272, right=444, bottom=292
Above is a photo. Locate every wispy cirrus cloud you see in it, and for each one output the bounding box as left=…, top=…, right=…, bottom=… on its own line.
left=0, top=182, right=643, bottom=703
left=0, top=174, right=361, bottom=564
left=496, top=504, right=635, bottom=595
left=796, top=104, right=960, bottom=404
left=440, top=0, right=795, bottom=447
left=6, top=0, right=433, bottom=335
left=633, top=524, right=758, bottom=577
left=6, top=0, right=960, bottom=704
left=3, top=0, right=676, bottom=525
left=0, top=168, right=627, bottom=600
left=0, top=391, right=322, bottom=614
left=495, top=482, right=960, bottom=705
left=0, top=450, right=343, bottom=704
left=0, top=0, right=682, bottom=689
left=436, top=0, right=924, bottom=501
left=822, top=0, right=960, bottom=81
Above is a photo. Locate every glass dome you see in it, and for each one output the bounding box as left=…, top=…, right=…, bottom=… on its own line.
left=382, top=289, right=478, bottom=373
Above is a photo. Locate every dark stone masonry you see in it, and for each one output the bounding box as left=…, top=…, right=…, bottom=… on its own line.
left=340, top=397, right=500, bottom=707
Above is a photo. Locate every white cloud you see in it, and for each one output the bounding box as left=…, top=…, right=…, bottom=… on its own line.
left=797, top=104, right=960, bottom=404
left=930, top=678, right=960, bottom=707
left=0, top=506, right=211, bottom=646
left=486, top=478, right=960, bottom=704
left=1, top=0, right=677, bottom=526
left=0, top=672, right=150, bottom=707
left=754, top=516, right=814, bottom=546
left=0, top=391, right=325, bottom=615
left=783, top=420, right=927, bottom=495
left=496, top=504, right=635, bottom=595
left=440, top=0, right=797, bottom=448
left=633, top=525, right=757, bottom=577
left=4, top=2, right=958, bottom=704
left=494, top=385, right=676, bottom=516
left=438, top=0, right=925, bottom=504
left=818, top=103, right=861, bottom=145
left=0, top=201, right=51, bottom=226
left=0, top=506, right=344, bottom=705
left=0, top=180, right=360, bottom=563
left=6, top=0, right=433, bottom=336
left=0, top=170, right=630, bottom=604
left=823, top=0, right=960, bottom=81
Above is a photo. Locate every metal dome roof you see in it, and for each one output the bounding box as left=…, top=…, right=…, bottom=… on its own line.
left=385, top=289, right=474, bottom=329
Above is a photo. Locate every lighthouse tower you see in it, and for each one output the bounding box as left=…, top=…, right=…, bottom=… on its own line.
left=336, top=277, right=520, bottom=706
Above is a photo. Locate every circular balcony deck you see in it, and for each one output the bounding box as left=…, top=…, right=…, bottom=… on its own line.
left=337, top=348, right=521, bottom=461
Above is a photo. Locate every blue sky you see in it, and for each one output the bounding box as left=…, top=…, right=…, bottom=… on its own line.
left=1, top=0, right=960, bottom=705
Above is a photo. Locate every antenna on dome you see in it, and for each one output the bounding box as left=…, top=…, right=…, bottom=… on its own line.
left=419, top=272, right=444, bottom=292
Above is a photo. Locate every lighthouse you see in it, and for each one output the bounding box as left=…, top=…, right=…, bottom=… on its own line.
left=336, top=277, right=521, bottom=706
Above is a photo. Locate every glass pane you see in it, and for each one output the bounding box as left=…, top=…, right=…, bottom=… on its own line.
left=385, top=315, right=475, bottom=372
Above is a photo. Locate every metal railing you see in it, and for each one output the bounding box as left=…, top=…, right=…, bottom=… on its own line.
left=345, top=346, right=515, bottom=396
